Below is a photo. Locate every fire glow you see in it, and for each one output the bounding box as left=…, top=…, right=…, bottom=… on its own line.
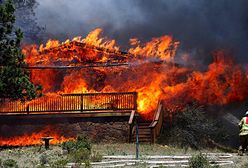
left=0, top=126, right=74, bottom=146
left=22, top=28, right=180, bottom=117
left=22, top=28, right=248, bottom=116
left=2, top=28, right=248, bottom=146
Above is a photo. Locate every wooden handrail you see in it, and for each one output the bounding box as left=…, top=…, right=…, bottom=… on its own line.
left=149, top=120, right=158, bottom=128
left=149, top=102, right=162, bottom=128
left=149, top=100, right=164, bottom=143
left=128, top=110, right=136, bottom=125
left=128, top=110, right=136, bottom=143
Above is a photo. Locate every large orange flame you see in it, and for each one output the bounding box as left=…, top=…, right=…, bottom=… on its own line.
left=2, top=28, right=248, bottom=146
left=21, top=28, right=248, bottom=117
left=22, top=28, right=180, bottom=116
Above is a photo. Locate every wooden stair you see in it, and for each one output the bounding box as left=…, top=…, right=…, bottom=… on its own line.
left=131, top=122, right=151, bottom=143
left=128, top=101, right=164, bottom=143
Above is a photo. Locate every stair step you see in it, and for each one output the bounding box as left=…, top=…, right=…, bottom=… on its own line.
left=132, top=127, right=150, bottom=131
left=134, top=132, right=150, bottom=135
left=138, top=123, right=150, bottom=126
left=133, top=132, right=151, bottom=136
left=137, top=126, right=150, bottom=129
left=134, top=126, right=150, bottom=130
left=138, top=130, right=150, bottom=132
left=132, top=139, right=151, bottom=143
left=132, top=133, right=151, bottom=136
left=133, top=132, right=151, bottom=135
left=130, top=121, right=153, bottom=143
left=132, top=138, right=150, bottom=141
left=136, top=140, right=150, bottom=143
left=133, top=129, right=150, bottom=132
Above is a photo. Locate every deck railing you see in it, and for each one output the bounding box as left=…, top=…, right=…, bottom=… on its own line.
left=0, top=92, right=137, bottom=114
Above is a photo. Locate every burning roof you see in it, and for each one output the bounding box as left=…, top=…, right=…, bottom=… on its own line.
left=2, top=28, right=248, bottom=146
left=20, top=28, right=248, bottom=119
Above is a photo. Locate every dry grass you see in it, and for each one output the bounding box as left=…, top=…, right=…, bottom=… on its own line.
left=0, top=145, right=65, bottom=167
left=0, top=143, right=246, bottom=168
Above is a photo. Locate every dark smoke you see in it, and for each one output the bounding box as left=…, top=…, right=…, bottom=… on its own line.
left=31, top=0, right=248, bottom=64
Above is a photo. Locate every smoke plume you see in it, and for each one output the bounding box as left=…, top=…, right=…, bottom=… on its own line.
left=34, top=0, right=248, bottom=64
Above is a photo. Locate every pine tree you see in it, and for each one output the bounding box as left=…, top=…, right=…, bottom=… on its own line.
left=0, top=0, right=38, bottom=100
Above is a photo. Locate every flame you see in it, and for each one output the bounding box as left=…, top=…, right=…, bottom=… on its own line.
left=21, top=29, right=248, bottom=117
left=129, top=36, right=179, bottom=62
left=21, top=28, right=179, bottom=117
left=3, top=28, right=248, bottom=146
left=0, top=126, right=75, bottom=146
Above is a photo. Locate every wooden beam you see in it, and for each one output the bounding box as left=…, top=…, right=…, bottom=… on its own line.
left=22, top=63, right=129, bottom=69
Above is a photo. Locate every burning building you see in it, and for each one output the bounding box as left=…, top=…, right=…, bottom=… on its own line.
left=21, top=28, right=248, bottom=115
left=1, top=27, right=248, bottom=146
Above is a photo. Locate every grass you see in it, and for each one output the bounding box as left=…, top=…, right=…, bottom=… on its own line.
left=93, top=143, right=221, bottom=156
left=241, top=163, right=248, bottom=168
left=0, top=143, right=244, bottom=168
left=188, top=153, right=210, bottom=168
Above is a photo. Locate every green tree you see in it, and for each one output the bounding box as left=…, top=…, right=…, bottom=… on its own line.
left=0, top=0, right=38, bottom=100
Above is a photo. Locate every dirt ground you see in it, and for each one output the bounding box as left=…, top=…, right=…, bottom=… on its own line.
left=0, top=143, right=247, bottom=167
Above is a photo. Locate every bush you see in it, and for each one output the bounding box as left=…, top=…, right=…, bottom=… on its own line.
left=39, top=154, right=49, bottom=165
left=159, top=103, right=228, bottom=149
left=36, top=166, right=46, bottom=168
left=3, top=159, right=18, bottom=168
left=62, top=140, right=75, bottom=154
left=62, top=135, right=91, bottom=154
left=189, top=153, right=210, bottom=168
left=69, top=148, right=91, bottom=163
left=91, top=151, right=103, bottom=162
left=84, top=160, right=91, bottom=168
left=50, top=159, right=69, bottom=168
left=75, top=136, right=91, bottom=151
left=62, top=135, right=92, bottom=164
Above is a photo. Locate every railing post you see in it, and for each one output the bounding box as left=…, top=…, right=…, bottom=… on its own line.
left=26, top=104, right=30, bottom=115
left=135, top=116, right=139, bottom=160
left=128, top=110, right=135, bottom=143
left=80, top=95, right=83, bottom=112
left=134, top=92, right=138, bottom=110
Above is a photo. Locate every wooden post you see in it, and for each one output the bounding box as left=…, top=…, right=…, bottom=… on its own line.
left=80, top=95, right=83, bottom=112
left=134, top=92, right=138, bottom=110
left=41, top=137, right=54, bottom=150
left=128, top=110, right=135, bottom=143
left=135, top=116, right=139, bottom=160
left=26, top=104, right=30, bottom=115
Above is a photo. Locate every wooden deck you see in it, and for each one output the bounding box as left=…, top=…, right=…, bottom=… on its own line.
left=0, top=92, right=165, bottom=143
left=0, top=92, right=137, bottom=117
left=0, top=110, right=133, bottom=119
